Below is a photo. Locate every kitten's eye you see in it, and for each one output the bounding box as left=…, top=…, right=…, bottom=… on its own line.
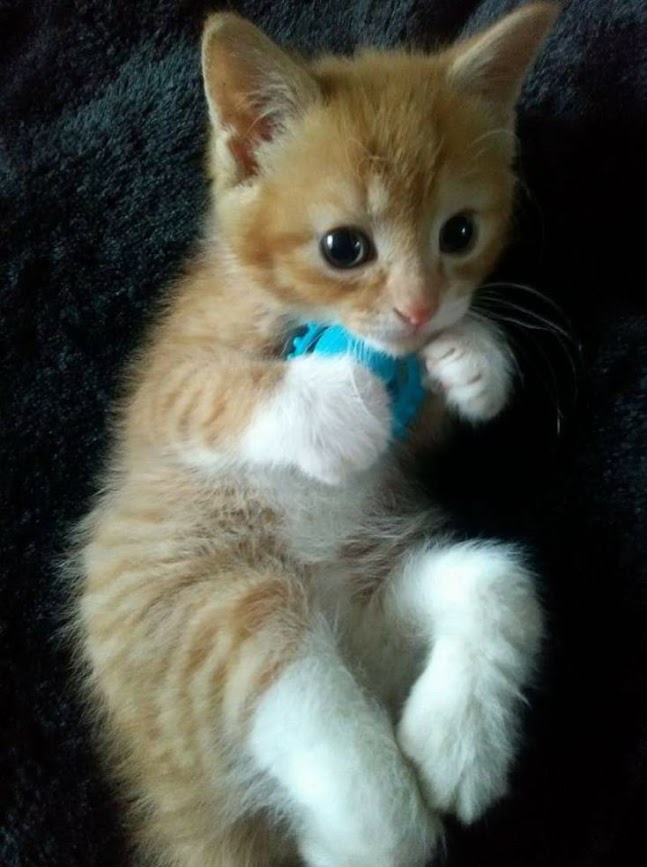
left=439, top=213, right=476, bottom=255
left=320, top=227, right=374, bottom=269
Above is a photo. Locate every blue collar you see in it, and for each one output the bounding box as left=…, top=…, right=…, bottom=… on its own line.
left=283, top=322, right=425, bottom=440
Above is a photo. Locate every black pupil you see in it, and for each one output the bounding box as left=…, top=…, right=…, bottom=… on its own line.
left=322, top=229, right=368, bottom=268
left=440, top=214, right=474, bottom=254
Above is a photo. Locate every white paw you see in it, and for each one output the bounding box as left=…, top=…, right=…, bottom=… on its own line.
left=397, top=640, right=512, bottom=824
left=242, top=355, right=392, bottom=484
left=291, top=708, right=441, bottom=867
left=301, top=817, right=439, bottom=867
left=394, top=543, right=542, bottom=824
left=250, top=649, right=441, bottom=867
left=421, top=318, right=513, bottom=421
left=299, top=774, right=441, bottom=867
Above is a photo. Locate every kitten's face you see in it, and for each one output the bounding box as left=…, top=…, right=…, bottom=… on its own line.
left=203, top=7, right=556, bottom=355
left=222, top=60, right=514, bottom=355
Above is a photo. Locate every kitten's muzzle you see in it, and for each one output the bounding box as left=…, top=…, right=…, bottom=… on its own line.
left=393, top=301, right=438, bottom=331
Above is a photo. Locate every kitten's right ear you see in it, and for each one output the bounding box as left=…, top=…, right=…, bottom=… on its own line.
left=201, top=14, right=319, bottom=185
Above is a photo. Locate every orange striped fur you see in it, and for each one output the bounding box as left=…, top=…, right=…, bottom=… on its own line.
left=71, top=6, right=557, bottom=865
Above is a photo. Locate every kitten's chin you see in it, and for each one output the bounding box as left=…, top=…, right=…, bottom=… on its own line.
left=355, top=296, right=474, bottom=357
left=357, top=321, right=438, bottom=357
left=364, top=333, right=428, bottom=358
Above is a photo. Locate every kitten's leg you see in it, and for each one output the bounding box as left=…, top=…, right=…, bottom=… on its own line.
left=382, top=541, right=543, bottom=823
left=135, top=352, right=392, bottom=485
left=249, top=618, right=440, bottom=867
left=80, top=544, right=438, bottom=867
left=81, top=553, right=303, bottom=866
left=421, top=314, right=514, bottom=422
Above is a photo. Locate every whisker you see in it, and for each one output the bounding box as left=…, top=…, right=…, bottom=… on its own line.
left=514, top=331, right=567, bottom=437
left=476, top=288, right=569, bottom=321
left=466, top=127, right=518, bottom=152
left=347, top=355, right=368, bottom=410
left=483, top=319, right=566, bottom=434
left=475, top=296, right=577, bottom=347
left=474, top=296, right=581, bottom=394
left=468, top=310, right=525, bottom=384
left=476, top=307, right=579, bottom=381
left=475, top=283, right=579, bottom=352
left=479, top=281, right=572, bottom=322
left=472, top=287, right=580, bottom=432
left=347, top=349, right=384, bottom=429
left=473, top=304, right=561, bottom=337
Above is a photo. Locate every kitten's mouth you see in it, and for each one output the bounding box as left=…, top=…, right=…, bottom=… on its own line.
left=367, top=319, right=452, bottom=356
left=363, top=328, right=433, bottom=358
left=367, top=297, right=473, bottom=356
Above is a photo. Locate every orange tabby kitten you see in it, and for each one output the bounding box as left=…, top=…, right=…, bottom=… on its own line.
left=73, top=5, right=557, bottom=866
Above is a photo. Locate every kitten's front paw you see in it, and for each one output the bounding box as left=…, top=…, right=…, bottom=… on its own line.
left=422, top=318, right=513, bottom=421
left=282, top=355, right=392, bottom=485
left=291, top=356, right=391, bottom=485
left=242, top=354, right=392, bottom=484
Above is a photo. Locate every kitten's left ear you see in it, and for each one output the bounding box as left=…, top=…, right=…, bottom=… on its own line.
left=202, top=14, right=320, bottom=185
left=447, top=2, right=559, bottom=122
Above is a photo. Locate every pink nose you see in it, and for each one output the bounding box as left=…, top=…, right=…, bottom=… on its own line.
left=394, top=302, right=436, bottom=328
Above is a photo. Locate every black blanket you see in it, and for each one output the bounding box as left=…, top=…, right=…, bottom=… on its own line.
left=2, top=1, right=646, bottom=864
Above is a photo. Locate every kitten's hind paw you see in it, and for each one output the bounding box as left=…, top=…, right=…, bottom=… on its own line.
left=300, top=804, right=441, bottom=867
left=394, top=543, right=542, bottom=825
left=397, top=648, right=511, bottom=823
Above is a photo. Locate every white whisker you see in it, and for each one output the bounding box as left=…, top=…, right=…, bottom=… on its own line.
left=480, top=281, right=573, bottom=323
left=476, top=296, right=576, bottom=345
left=472, top=280, right=580, bottom=433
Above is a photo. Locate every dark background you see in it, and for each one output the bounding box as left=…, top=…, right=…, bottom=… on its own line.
left=1, top=0, right=646, bottom=864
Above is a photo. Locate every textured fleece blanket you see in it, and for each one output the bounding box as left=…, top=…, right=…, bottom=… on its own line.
left=1, top=0, right=646, bottom=864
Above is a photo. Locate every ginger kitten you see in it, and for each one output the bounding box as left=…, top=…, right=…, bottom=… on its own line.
left=73, top=5, right=558, bottom=866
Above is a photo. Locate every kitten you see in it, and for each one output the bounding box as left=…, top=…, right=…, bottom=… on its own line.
left=73, top=5, right=557, bottom=866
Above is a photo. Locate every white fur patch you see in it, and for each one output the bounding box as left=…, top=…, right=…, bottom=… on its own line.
left=249, top=626, right=440, bottom=866
left=240, top=354, right=392, bottom=485
left=393, top=541, right=542, bottom=823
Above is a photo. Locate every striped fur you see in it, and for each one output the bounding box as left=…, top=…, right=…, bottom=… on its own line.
left=71, top=6, right=557, bottom=865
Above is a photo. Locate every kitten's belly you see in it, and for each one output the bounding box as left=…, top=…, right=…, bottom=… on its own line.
left=254, top=463, right=390, bottom=566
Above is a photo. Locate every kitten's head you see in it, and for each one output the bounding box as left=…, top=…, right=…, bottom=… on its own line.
left=202, top=4, right=557, bottom=355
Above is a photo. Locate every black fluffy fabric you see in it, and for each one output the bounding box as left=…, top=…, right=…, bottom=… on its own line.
left=1, top=1, right=646, bottom=864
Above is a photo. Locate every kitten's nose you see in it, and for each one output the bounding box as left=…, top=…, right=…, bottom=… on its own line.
left=394, top=302, right=437, bottom=328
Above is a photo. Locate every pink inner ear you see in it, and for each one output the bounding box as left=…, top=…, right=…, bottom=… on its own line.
left=228, top=137, right=258, bottom=176
left=227, top=115, right=273, bottom=177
